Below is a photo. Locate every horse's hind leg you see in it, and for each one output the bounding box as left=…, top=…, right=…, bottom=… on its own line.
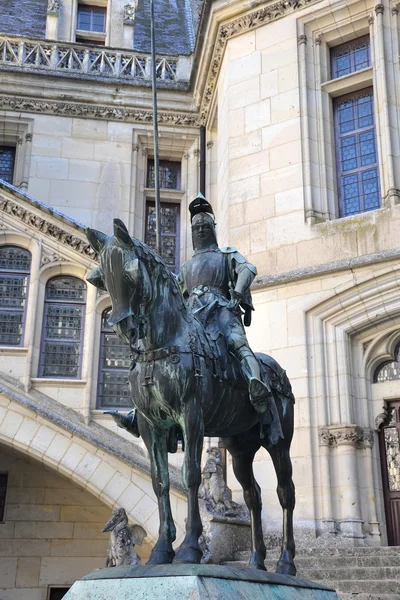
left=267, top=443, right=296, bottom=576
left=174, top=399, right=204, bottom=565
left=140, top=419, right=176, bottom=565
left=223, top=435, right=266, bottom=570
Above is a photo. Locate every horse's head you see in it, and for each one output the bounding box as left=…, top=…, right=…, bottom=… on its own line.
left=86, top=219, right=152, bottom=346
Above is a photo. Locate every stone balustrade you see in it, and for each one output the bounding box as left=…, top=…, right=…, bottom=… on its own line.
left=0, top=35, right=186, bottom=83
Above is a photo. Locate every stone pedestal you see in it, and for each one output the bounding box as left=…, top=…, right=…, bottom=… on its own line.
left=64, top=564, right=341, bottom=600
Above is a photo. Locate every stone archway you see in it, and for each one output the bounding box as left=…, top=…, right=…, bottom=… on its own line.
left=0, top=378, right=188, bottom=551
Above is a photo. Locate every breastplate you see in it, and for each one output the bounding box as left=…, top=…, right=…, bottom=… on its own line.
left=185, top=250, right=230, bottom=296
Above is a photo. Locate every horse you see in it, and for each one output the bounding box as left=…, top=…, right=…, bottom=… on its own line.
left=86, top=219, right=296, bottom=575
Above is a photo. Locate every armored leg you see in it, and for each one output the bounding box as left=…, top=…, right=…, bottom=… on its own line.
left=235, top=345, right=273, bottom=414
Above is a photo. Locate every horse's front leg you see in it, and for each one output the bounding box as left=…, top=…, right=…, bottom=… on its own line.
left=174, top=398, right=204, bottom=564
left=140, top=418, right=176, bottom=565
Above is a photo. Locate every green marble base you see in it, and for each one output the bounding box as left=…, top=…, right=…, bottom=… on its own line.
left=64, top=564, right=340, bottom=600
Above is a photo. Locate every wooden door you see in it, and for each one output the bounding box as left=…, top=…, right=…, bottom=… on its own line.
left=379, top=401, right=400, bottom=545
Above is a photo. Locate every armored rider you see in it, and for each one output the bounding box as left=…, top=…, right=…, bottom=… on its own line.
left=177, top=193, right=273, bottom=415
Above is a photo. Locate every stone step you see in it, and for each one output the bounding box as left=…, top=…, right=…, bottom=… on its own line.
left=340, top=594, right=400, bottom=600
left=261, top=555, right=400, bottom=570
left=235, top=547, right=400, bottom=563
left=302, top=567, right=400, bottom=582
left=324, top=580, right=400, bottom=595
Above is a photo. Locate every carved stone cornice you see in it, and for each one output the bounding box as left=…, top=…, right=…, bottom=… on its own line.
left=199, top=0, right=321, bottom=124
left=318, top=426, right=374, bottom=449
left=0, top=95, right=200, bottom=128
left=0, top=195, right=96, bottom=261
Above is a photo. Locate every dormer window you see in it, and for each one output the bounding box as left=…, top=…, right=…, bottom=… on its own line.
left=76, top=4, right=107, bottom=45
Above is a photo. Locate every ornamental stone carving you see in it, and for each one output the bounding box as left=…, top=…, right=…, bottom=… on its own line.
left=124, top=2, right=138, bottom=25
left=0, top=196, right=96, bottom=260
left=40, top=247, right=66, bottom=268
left=0, top=96, right=200, bottom=128
left=375, top=405, right=393, bottom=431
left=47, top=0, right=60, bottom=15
left=318, top=426, right=374, bottom=449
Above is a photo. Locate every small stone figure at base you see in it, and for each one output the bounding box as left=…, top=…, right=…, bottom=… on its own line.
left=102, top=507, right=147, bottom=567
left=200, top=447, right=239, bottom=517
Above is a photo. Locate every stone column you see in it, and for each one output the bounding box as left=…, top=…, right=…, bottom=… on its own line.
left=318, top=428, right=335, bottom=535
left=329, top=425, right=364, bottom=539
left=82, top=283, right=97, bottom=425
left=46, top=0, right=60, bottom=40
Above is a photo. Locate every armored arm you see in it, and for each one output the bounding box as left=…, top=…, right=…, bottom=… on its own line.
left=226, top=252, right=257, bottom=317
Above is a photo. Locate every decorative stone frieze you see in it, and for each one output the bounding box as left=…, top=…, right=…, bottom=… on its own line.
left=124, top=2, right=138, bottom=25
left=199, top=0, right=321, bottom=123
left=40, top=246, right=67, bottom=267
left=318, top=426, right=374, bottom=449
left=0, top=95, right=200, bottom=127
left=47, top=0, right=59, bottom=15
left=0, top=195, right=95, bottom=260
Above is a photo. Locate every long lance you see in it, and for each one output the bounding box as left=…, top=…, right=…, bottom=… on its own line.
left=150, top=0, right=161, bottom=256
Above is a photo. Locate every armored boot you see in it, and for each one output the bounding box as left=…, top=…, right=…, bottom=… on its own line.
left=237, top=346, right=273, bottom=414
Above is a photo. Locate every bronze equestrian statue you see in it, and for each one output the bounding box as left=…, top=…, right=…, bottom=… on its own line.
left=86, top=195, right=296, bottom=575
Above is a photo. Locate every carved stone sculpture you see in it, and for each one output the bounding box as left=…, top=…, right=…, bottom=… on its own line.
left=124, top=1, right=138, bottom=25
left=47, top=0, right=59, bottom=14
left=200, top=447, right=237, bottom=516
left=102, top=507, right=147, bottom=567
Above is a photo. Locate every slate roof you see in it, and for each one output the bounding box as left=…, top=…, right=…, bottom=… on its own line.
left=134, top=0, right=202, bottom=56
left=0, top=0, right=47, bottom=38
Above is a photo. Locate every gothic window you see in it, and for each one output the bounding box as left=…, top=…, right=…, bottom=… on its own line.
left=145, top=202, right=180, bottom=272
left=77, top=5, right=106, bottom=33
left=334, top=88, right=380, bottom=217
left=0, top=147, right=16, bottom=184
left=39, top=277, right=86, bottom=378
left=146, top=160, right=181, bottom=190
left=331, top=36, right=371, bottom=79
left=374, top=344, right=400, bottom=383
left=0, top=473, right=8, bottom=521
left=97, top=308, right=131, bottom=409
left=0, top=246, right=31, bottom=346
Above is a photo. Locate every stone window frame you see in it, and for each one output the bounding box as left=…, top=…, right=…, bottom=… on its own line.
left=72, top=0, right=109, bottom=45
left=0, top=117, right=33, bottom=191
left=0, top=246, right=32, bottom=348
left=298, top=2, right=397, bottom=224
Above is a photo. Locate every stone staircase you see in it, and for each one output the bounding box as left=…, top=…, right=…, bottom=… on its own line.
left=226, top=546, right=400, bottom=600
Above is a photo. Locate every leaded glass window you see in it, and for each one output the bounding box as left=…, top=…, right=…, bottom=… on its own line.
left=145, top=202, right=180, bottom=272
left=0, top=473, right=7, bottom=521
left=334, top=89, right=380, bottom=217
left=374, top=344, right=400, bottom=383
left=147, top=160, right=181, bottom=190
left=77, top=5, right=106, bottom=33
left=39, top=277, right=86, bottom=378
left=331, top=36, right=371, bottom=79
left=0, top=246, right=31, bottom=346
left=97, top=308, right=131, bottom=409
left=0, top=147, right=16, bottom=184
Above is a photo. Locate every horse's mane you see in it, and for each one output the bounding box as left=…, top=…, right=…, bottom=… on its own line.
left=131, top=236, right=188, bottom=316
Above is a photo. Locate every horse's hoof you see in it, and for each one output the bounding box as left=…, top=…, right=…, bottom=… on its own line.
left=147, top=549, right=175, bottom=565
left=276, top=559, right=297, bottom=576
left=173, top=546, right=202, bottom=564
left=248, top=551, right=267, bottom=571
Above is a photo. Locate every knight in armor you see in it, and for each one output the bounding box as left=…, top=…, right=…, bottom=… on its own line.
left=177, top=193, right=273, bottom=415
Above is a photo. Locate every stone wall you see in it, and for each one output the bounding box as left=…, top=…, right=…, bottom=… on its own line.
left=0, top=444, right=148, bottom=600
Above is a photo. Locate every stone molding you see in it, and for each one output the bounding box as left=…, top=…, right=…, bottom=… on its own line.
left=0, top=94, right=200, bottom=127
left=199, top=0, right=321, bottom=123
left=318, top=426, right=375, bottom=449
left=0, top=185, right=96, bottom=261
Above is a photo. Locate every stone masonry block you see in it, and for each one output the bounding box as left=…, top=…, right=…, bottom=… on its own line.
left=227, top=52, right=261, bottom=87
left=73, top=453, right=102, bottom=482
left=270, top=89, right=300, bottom=124
left=2, top=411, right=24, bottom=440
left=15, top=557, right=41, bottom=588
left=43, top=488, right=104, bottom=507
left=260, top=70, right=279, bottom=99
left=13, top=418, right=40, bottom=448
left=61, top=443, right=88, bottom=473
left=0, top=557, right=17, bottom=587
left=244, top=99, right=271, bottom=133
left=227, top=31, right=255, bottom=61
left=5, top=504, right=60, bottom=522
left=228, top=130, right=262, bottom=161
left=50, top=538, right=108, bottom=558
left=228, top=77, right=260, bottom=111
left=45, top=433, right=72, bottom=466
left=30, top=425, right=56, bottom=455
left=0, top=539, right=51, bottom=557
left=69, top=160, right=102, bottom=183
left=60, top=506, right=110, bottom=523
left=269, top=140, right=302, bottom=171
left=34, top=157, right=69, bottom=180
left=103, top=472, right=131, bottom=503
left=72, top=119, right=108, bottom=140
left=61, top=137, right=94, bottom=160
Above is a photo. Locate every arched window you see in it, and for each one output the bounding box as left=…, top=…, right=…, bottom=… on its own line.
left=0, top=246, right=31, bottom=346
left=39, top=276, right=86, bottom=378
left=97, top=308, right=131, bottom=408
left=374, top=343, right=400, bottom=383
